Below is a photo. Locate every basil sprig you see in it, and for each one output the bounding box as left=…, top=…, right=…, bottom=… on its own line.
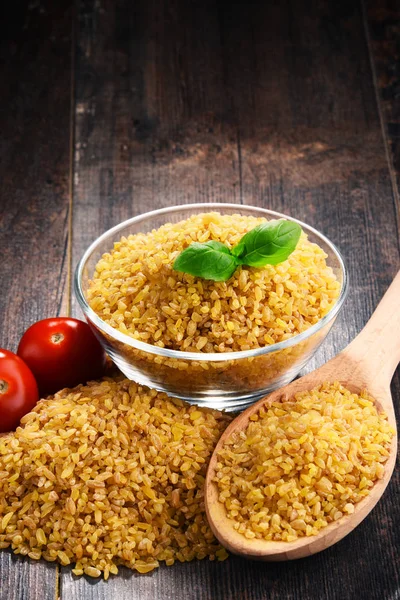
left=173, top=220, right=302, bottom=281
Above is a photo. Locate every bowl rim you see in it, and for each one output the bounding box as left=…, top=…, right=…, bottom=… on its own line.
left=74, top=203, right=348, bottom=362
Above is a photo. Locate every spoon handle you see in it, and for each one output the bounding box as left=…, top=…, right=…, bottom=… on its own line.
left=344, top=270, right=400, bottom=385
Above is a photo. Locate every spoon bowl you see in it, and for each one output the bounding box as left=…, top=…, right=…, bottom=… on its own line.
left=205, top=272, right=399, bottom=560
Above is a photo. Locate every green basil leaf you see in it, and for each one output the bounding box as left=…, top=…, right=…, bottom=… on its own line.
left=173, top=240, right=238, bottom=281
left=232, top=220, right=302, bottom=267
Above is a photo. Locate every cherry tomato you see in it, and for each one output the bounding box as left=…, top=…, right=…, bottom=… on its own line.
left=0, top=349, right=39, bottom=433
left=17, top=318, right=107, bottom=396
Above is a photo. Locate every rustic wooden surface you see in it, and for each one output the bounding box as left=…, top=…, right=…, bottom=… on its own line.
left=367, top=0, right=400, bottom=196
left=0, top=1, right=72, bottom=599
left=1, top=0, right=399, bottom=599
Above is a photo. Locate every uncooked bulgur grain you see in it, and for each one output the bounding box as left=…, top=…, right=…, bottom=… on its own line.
left=87, top=213, right=340, bottom=353
left=0, top=378, right=232, bottom=578
left=214, top=382, right=394, bottom=542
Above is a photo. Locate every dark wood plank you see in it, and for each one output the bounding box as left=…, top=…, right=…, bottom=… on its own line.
left=0, top=0, right=73, bottom=598
left=66, top=0, right=400, bottom=598
left=0, top=0, right=73, bottom=345
left=70, top=0, right=241, bottom=316
left=365, top=0, right=400, bottom=199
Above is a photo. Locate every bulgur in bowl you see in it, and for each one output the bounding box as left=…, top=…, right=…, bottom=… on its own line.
left=74, top=204, right=348, bottom=410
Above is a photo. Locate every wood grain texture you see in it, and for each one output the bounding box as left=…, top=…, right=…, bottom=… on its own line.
left=366, top=0, right=400, bottom=198
left=70, top=0, right=241, bottom=318
left=0, top=0, right=72, bottom=346
left=0, top=0, right=73, bottom=598
left=66, top=0, right=400, bottom=599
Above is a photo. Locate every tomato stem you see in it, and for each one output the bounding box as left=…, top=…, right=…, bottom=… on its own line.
left=51, top=333, right=64, bottom=344
left=0, top=379, right=9, bottom=394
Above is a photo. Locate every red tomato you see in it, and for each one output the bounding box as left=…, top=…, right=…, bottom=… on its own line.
left=17, top=318, right=106, bottom=396
left=0, top=349, right=39, bottom=433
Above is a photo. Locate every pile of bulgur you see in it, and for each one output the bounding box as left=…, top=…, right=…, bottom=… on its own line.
left=87, top=213, right=340, bottom=353
left=214, top=382, right=394, bottom=541
left=0, top=378, right=232, bottom=579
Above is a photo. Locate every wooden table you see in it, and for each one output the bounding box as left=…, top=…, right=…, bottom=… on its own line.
left=1, top=1, right=399, bottom=598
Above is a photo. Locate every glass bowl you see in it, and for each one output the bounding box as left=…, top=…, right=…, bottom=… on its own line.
left=74, top=203, right=348, bottom=411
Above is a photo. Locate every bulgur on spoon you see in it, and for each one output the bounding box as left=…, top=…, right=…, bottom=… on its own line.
left=205, top=271, right=399, bottom=560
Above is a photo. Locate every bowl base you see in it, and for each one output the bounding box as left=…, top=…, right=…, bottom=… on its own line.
left=113, top=357, right=297, bottom=411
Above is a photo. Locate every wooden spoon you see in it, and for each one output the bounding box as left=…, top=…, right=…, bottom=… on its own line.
left=205, top=271, right=399, bottom=561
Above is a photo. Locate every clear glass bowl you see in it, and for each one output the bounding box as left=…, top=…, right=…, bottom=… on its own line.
left=74, top=203, right=348, bottom=411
